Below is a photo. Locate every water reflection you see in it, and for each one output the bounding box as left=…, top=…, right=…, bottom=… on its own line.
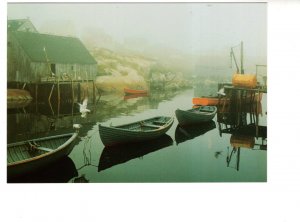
left=217, top=98, right=267, bottom=171
left=7, top=157, right=78, bottom=183
left=98, top=134, right=173, bottom=171
left=175, top=121, right=216, bottom=145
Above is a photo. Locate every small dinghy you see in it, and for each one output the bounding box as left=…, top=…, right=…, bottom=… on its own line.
left=99, top=116, right=174, bottom=147
left=7, top=132, right=79, bottom=178
left=124, top=88, right=148, bottom=95
left=175, top=106, right=217, bottom=126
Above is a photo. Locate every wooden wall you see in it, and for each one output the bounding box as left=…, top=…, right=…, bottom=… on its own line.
left=8, top=32, right=98, bottom=83
left=7, top=33, right=34, bottom=83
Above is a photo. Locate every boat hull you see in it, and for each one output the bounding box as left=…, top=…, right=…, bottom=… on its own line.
left=99, top=116, right=174, bottom=147
left=175, top=106, right=217, bottom=126
left=124, top=88, right=148, bottom=95
left=7, top=133, right=78, bottom=179
left=193, top=93, right=262, bottom=106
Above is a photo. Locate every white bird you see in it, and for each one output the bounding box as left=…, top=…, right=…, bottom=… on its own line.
left=217, top=87, right=226, bottom=96
left=73, top=123, right=82, bottom=129
left=78, top=98, right=90, bottom=118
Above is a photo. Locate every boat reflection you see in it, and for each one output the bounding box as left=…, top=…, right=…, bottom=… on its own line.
left=175, top=120, right=216, bottom=145
left=7, top=156, right=78, bottom=183
left=98, top=134, right=173, bottom=171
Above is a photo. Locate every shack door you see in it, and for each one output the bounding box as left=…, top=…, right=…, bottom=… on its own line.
left=50, top=64, right=56, bottom=74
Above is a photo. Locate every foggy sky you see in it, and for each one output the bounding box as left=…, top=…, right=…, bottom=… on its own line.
left=7, top=2, right=266, bottom=60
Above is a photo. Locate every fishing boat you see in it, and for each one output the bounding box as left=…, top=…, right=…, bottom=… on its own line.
left=123, top=93, right=148, bottom=100
left=175, top=121, right=216, bottom=145
left=98, top=134, right=173, bottom=171
left=193, top=93, right=262, bottom=106
left=7, top=132, right=79, bottom=178
left=99, top=116, right=174, bottom=147
left=124, top=88, right=148, bottom=95
left=175, top=106, right=217, bottom=126
left=193, top=96, right=228, bottom=106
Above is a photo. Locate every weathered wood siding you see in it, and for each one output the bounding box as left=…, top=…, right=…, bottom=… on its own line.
left=7, top=33, right=34, bottom=82
left=8, top=32, right=97, bottom=83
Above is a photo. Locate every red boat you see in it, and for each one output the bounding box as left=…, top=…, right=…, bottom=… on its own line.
left=124, top=93, right=148, bottom=100
left=124, top=88, right=148, bottom=95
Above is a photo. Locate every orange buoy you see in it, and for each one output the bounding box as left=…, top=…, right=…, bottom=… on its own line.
left=232, top=73, right=257, bottom=88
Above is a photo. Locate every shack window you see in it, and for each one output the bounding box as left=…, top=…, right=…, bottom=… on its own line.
left=51, top=64, right=56, bottom=74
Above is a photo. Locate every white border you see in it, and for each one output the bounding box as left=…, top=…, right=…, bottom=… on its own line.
left=2, top=1, right=300, bottom=222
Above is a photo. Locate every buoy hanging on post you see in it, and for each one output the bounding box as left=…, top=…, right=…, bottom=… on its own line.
left=232, top=73, right=257, bottom=88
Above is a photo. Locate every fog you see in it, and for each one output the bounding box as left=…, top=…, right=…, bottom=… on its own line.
left=7, top=2, right=267, bottom=72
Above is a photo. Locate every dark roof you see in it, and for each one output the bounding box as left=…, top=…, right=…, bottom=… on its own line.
left=11, top=31, right=97, bottom=64
left=7, top=19, right=37, bottom=32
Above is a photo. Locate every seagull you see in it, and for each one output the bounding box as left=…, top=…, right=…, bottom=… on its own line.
left=217, top=87, right=226, bottom=96
left=73, top=123, right=82, bottom=129
left=78, top=97, right=90, bottom=118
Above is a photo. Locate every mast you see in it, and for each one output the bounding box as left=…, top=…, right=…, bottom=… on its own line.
left=240, top=41, right=244, bottom=74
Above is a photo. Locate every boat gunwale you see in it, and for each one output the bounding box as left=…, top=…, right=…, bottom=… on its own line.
left=124, top=88, right=148, bottom=95
left=7, top=132, right=78, bottom=167
left=177, top=107, right=217, bottom=116
left=99, top=116, right=174, bottom=133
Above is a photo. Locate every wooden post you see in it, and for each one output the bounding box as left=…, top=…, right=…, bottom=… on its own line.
left=93, top=80, right=96, bottom=104
left=241, top=41, right=244, bottom=74
left=77, top=82, right=81, bottom=102
left=71, top=77, right=74, bottom=104
left=35, top=83, right=38, bottom=113
left=57, top=78, right=60, bottom=116
left=48, top=84, right=55, bottom=103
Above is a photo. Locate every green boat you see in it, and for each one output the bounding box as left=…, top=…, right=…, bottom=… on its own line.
left=175, top=106, right=217, bottom=126
left=7, top=132, right=78, bottom=179
left=99, top=116, right=174, bottom=147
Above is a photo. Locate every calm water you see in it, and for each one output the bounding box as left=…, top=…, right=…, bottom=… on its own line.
left=7, top=88, right=267, bottom=183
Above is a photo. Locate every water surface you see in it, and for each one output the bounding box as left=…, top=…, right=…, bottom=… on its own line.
left=7, top=88, right=267, bottom=182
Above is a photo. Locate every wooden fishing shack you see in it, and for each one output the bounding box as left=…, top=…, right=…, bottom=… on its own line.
left=7, top=30, right=98, bottom=105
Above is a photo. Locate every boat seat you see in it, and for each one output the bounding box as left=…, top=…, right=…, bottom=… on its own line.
left=27, top=141, right=52, bottom=152
left=34, top=146, right=53, bottom=152
left=140, top=122, right=161, bottom=128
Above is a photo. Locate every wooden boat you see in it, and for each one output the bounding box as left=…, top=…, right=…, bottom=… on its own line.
left=98, top=134, right=173, bottom=171
left=7, top=132, right=79, bottom=178
left=193, top=97, right=228, bottom=106
left=7, top=89, right=32, bottom=101
left=99, top=116, right=174, bottom=147
left=123, top=93, right=148, bottom=100
left=124, top=88, right=148, bottom=95
left=175, top=106, right=217, bottom=126
left=193, top=93, right=262, bottom=106
left=175, top=121, right=216, bottom=145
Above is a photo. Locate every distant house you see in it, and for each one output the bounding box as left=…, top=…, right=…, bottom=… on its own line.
left=7, top=18, right=38, bottom=33
left=7, top=31, right=98, bottom=83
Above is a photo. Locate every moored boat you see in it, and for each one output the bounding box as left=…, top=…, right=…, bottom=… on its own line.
left=99, top=116, right=174, bottom=147
left=193, top=93, right=262, bottom=106
left=175, top=106, right=217, bottom=126
left=124, top=88, right=148, bottom=95
left=7, top=132, right=79, bottom=178
left=193, top=97, right=228, bottom=106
